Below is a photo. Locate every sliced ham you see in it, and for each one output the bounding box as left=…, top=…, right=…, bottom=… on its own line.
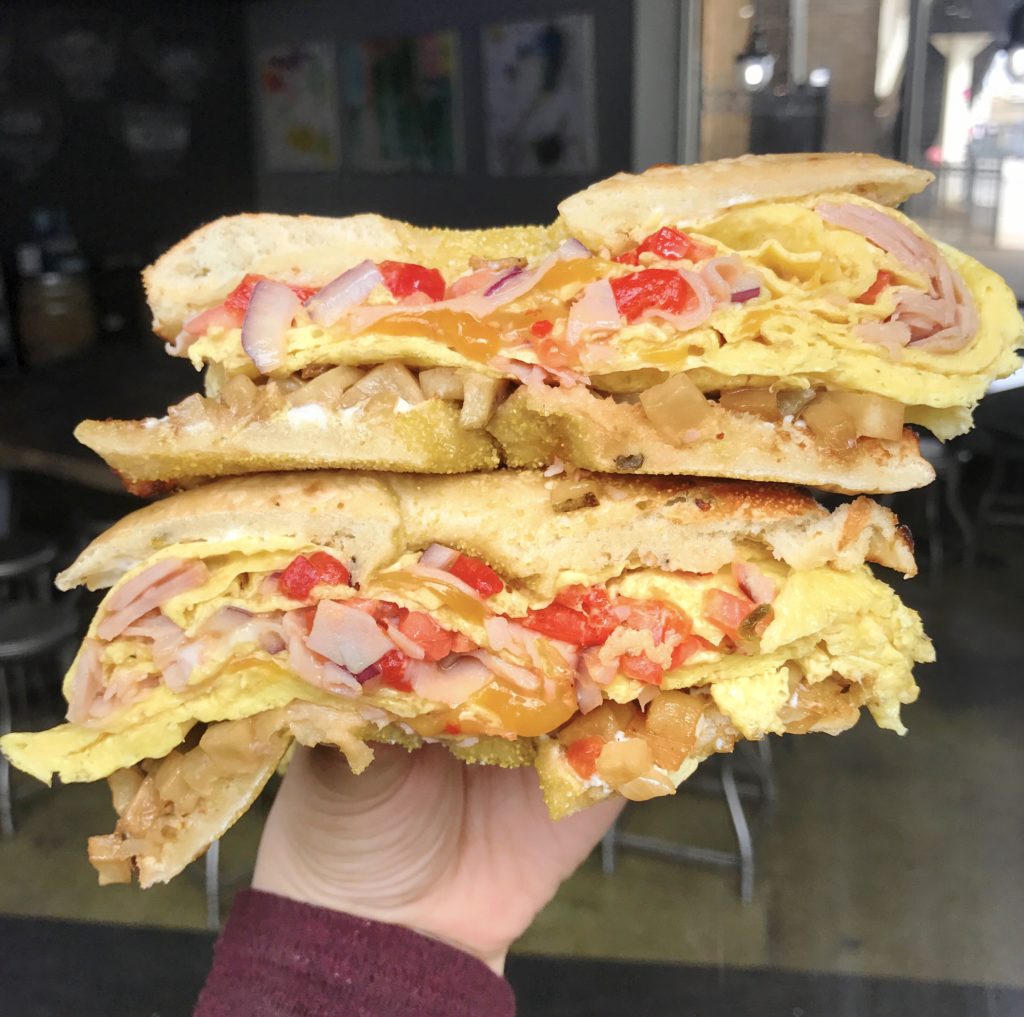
left=700, top=256, right=762, bottom=303
left=97, top=560, right=210, bottom=642
left=66, top=639, right=104, bottom=724
left=162, top=641, right=206, bottom=692
left=307, top=601, right=395, bottom=674
left=282, top=611, right=360, bottom=695
left=816, top=202, right=977, bottom=353
left=817, top=202, right=933, bottom=275
left=407, top=657, right=491, bottom=707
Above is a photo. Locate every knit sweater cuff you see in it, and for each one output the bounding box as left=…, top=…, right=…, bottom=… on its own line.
left=194, top=888, right=515, bottom=1017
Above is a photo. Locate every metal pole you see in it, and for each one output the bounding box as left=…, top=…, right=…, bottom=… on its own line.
left=901, top=0, right=934, bottom=164
left=677, top=0, right=702, bottom=162
left=790, top=0, right=809, bottom=85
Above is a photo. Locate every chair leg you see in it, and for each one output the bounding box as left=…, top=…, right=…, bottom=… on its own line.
left=601, top=821, right=618, bottom=875
left=977, top=451, right=1006, bottom=527
left=925, top=483, right=943, bottom=583
left=721, top=757, right=754, bottom=904
left=945, top=455, right=976, bottom=567
left=0, top=671, right=13, bottom=838
left=205, top=839, right=220, bottom=930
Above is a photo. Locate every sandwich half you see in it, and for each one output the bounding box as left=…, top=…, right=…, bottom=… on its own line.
left=77, top=152, right=1021, bottom=495
left=1, top=470, right=932, bottom=886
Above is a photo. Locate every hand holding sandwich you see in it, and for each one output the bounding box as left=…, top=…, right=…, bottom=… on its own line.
left=253, top=742, right=624, bottom=974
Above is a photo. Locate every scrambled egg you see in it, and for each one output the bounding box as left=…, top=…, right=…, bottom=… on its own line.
left=184, top=197, right=1021, bottom=440
left=2, top=542, right=933, bottom=788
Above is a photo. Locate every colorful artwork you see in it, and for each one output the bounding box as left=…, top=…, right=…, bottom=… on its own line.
left=257, top=44, right=340, bottom=172
left=482, top=14, right=598, bottom=176
left=341, top=31, right=461, bottom=173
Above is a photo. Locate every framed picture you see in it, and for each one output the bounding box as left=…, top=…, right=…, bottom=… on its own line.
left=341, top=30, right=462, bottom=173
left=482, top=14, right=598, bottom=176
left=256, top=43, right=341, bottom=172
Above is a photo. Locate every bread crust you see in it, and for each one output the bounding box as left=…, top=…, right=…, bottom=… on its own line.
left=557, top=152, right=934, bottom=251
left=56, top=469, right=917, bottom=595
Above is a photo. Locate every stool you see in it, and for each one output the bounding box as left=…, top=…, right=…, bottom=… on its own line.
left=600, top=738, right=776, bottom=904
left=0, top=601, right=79, bottom=836
left=0, top=536, right=57, bottom=602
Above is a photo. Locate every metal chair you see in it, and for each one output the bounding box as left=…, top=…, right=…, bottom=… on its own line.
left=0, top=601, right=79, bottom=836
left=0, top=535, right=57, bottom=602
left=600, top=738, right=776, bottom=904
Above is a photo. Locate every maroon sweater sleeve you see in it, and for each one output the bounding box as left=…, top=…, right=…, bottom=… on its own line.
left=194, top=889, right=515, bottom=1017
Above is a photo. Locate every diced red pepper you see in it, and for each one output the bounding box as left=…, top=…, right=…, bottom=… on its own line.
left=377, top=649, right=412, bottom=692
left=451, top=632, right=477, bottom=653
left=703, top=588, right=756, bottom=641
left=279, top=556, right=320, bottom=600
left=306, top=551, right=351, bottom=588
left=614, top=227, right=716, bottom=266
left=279, top=552, right=351, bottom=600
left=566, top=736, right=604, bottom=780
left=378, top=261, right=446, bottom=302
left=521, top=585, right=618, bottom=648
left=399, top=611, right=455, bottom=662
left=224, top=274, right=319, bottom=314
left=531, top=318, right=554, bottom=337
left=855, top=270, right=892, bottom=305
left=609, top=269, right=701, bottom=323
left=448, top=554, right=505, bottom=598
left=620, top=653, right=664, bottom=685
left=670, top=634, right=714, bottom=669
left=443, top=722, right=462, bottom=735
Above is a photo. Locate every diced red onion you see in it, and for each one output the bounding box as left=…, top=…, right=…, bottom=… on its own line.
left=355, top=662, right=382, bottom=683
left=567, top=279, right=620, bottom=344
left=557, top=238, right=592, bottom=259
left=259, top=631, right=286, bottom=655
left=407, top=564, right=481, bottom=599
left=575, top=672, right=604, bottom=715
left=731, top=287, right=761, bottom=303
left=307, top=601, right=395, bottom=674
left=484, top=267, right=526, bottom=297
left=419, top=543, right=460, bottom=570
left=241, top=280, right=300, bottom=373
left=470, top=650, right=540, bottom=691
left=304, top=260, right=383, bottom=328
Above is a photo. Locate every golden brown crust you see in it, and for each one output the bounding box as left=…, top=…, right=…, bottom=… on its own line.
left=558, top=153, right=934, bottom=251
left=74, top=400, right=500, bottom=494
left=57, top=469, right=917, bottom=595
left=488, top=385, right=935, bottom=495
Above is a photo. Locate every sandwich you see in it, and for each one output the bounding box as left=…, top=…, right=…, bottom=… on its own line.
left=1, top=470, right=933, bottom=886
left=76, top=152, right=1021, bottom=496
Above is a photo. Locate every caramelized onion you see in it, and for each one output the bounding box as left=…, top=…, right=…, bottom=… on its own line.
left=338, top=362, right=424, bottom=409
left=460, top=374, right=507, bottom=429
left=776, top=388, right=817, bottom=419
left=596, top=738, right=654, bottom=787
left=801, top=396, right=857, bottom=449
left=803, top=391, right=905, bottom=445
left=419, top=368, right=464, bottom=400
left=719, top=388, right=778, bottom=421
left=639, top=373, right=712, bottom=440
left=220, top=374, right=258, bottom=416
left=286, top=365, right=364, bottom=408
